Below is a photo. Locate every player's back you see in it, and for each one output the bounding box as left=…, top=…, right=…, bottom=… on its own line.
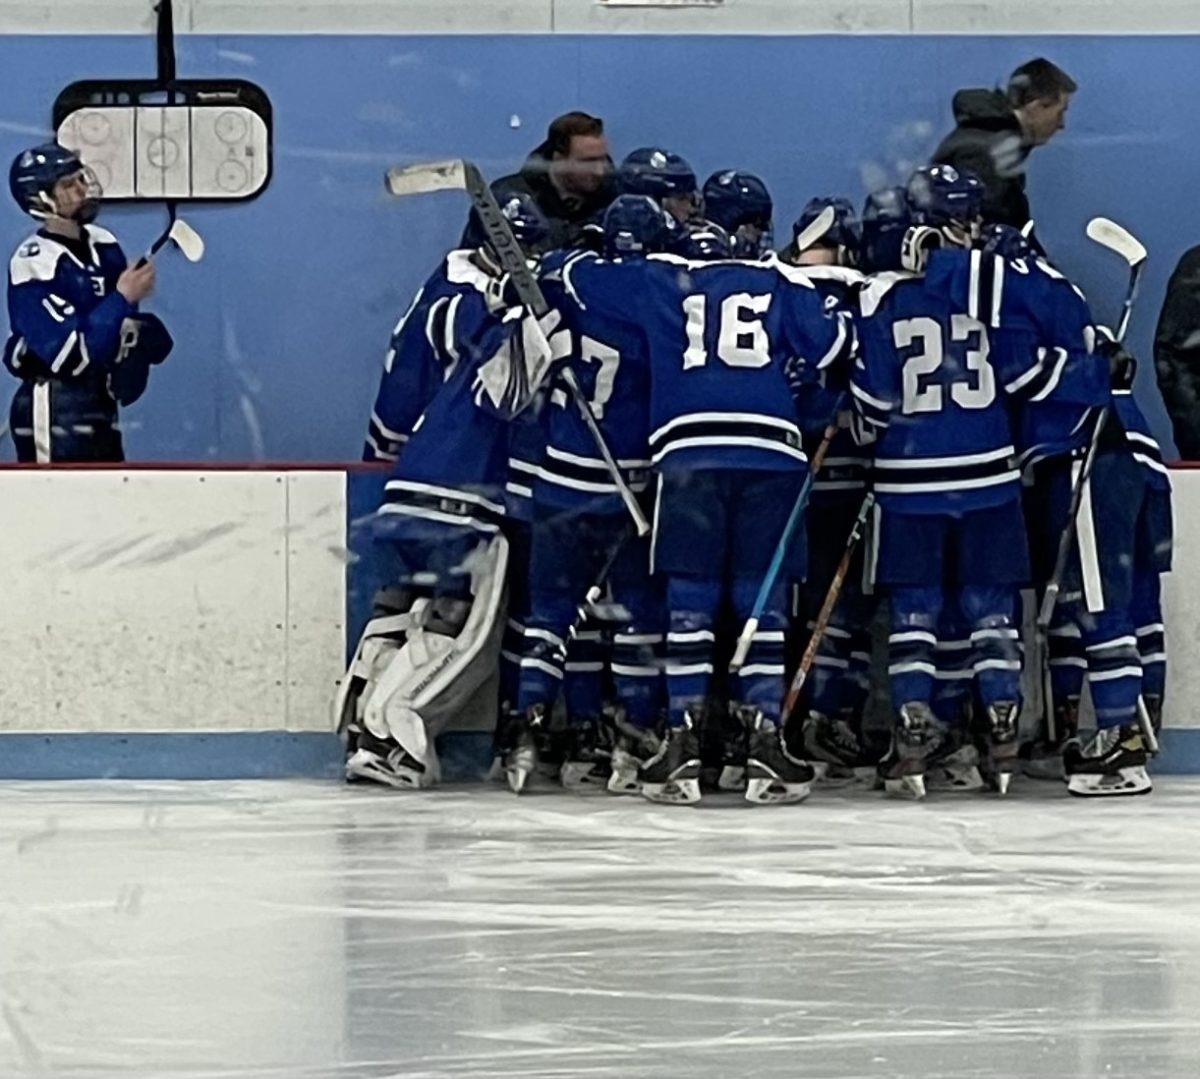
left=854, top=256, right=1021, bottom=512
left=535, top=250, right=653, bottom=511
left=365, top=249, right=496, bottom=462
left=641, top=255, right=840, bottom=474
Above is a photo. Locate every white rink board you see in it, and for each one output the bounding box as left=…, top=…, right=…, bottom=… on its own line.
left=1161, top=470, right=1195, bottom=728
left=6, top=0, right=1200, bottom=35
left=0, top=470, right=346, bottom=735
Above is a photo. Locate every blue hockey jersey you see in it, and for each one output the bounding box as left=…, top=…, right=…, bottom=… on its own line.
left=555, top=253, right=848, bottom=475
left=940, top=249, right=1111, bottom=469
left=4, top=225, right=175, bottom=462
left=5, top=225, right=134, bottom=382
left=533, top=249, right=653, bottom=513
left=785, top=262, right=873, bottom=498
left=373, top=302, right=568, bottom=543
left=364, top=249, right=502, bottom=463
left=852, top=249, right=1089, bottom=513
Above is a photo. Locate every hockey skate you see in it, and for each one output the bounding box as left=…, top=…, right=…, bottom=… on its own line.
left=345, top=728, right=438, bottom=790
left=716, top=707, right=749, bottom=792
left=1064, top=725, right=1152, bottom=798
left=1022, top=698, right=1080, bottom=782
left=878, top=702, right=941, bottom=800
left=983, top=701, right=1021, bottom=795
left=640, top=713, right=702, bottom=805
left=924, top=732, right=984, bottom=793
left=559, top=717, right=613, bottom=791
left=606, top=707, right=661, bottom=795
left=800, top=711, right=874, bottom=784
left=745, top=710, right=815, bottom=805
left=501, top=705, right=545, bottom=794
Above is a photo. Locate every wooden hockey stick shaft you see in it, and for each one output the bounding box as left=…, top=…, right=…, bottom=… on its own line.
left=782, top=492, right=874, bottom=721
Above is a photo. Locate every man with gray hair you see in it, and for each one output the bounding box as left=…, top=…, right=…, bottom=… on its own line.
left=932, top=57, right=1077, bottom=234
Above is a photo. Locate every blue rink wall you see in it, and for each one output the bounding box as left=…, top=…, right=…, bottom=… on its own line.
left=2, top=466, right=1200, bottom=781
left=0, top=33, right=1194, bottom=461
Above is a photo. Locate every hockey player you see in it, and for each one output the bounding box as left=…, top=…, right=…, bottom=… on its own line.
left=5, top=142, right=169, bottom=463
left=702, top=170, right=774, bottom=259
left=364, top=192, right=553, bottom=463
left=341, top=195, right=569, bottom=790
left=1043, top=331, right=1171, bottom=796
left=780, top=197, right=879, bottom=782
left=552, top=215, right=850, bottom=805
left=851, top=164, right=1088, bottom=798
left=858, top=188, right=911, bottom=277
left=505, top=194, right=674, bottom=794
left=618, top=148, right=702, bottom=224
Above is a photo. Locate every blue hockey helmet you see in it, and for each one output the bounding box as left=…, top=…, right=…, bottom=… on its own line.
left=859, top=186, right=912, bottom=274
left=464, top=188, right=551, bottom=256
left=602, top=194, right=674, bottom=257
left=702, top=170, right=774, bottom=257
left=978, top=222, right=1034, bottom=262
left=9, top=142, right=100, bottom=221
left=791, top=196, right=862, bottom=264
left=906, top=164, right=985, bottom=230
left=670, top=219, right=733, bottom=261
left=618, top=148, right=698, bottom=204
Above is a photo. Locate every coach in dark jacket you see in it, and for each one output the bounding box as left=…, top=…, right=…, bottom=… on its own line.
left=932, top=58, right=1076, bottom=233
left=1155, top=246, right=1200, bottom=459
left=490, top=111, right=616, bottom=250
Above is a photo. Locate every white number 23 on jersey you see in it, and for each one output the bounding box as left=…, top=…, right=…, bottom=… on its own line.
left=894, top=315, right=994, bottom=414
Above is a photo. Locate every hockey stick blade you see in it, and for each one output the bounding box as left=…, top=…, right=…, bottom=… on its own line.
left=147, top=217, right=204, bottom=262
left=793, top=205, right=837, bottom=254
left=1086, top=217, right=1147, bottom=266
left=166, top=219, right=205, bottom=262
left=386, top=160, right=467, bottom=197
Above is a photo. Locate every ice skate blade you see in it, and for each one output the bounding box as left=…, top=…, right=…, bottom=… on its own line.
left=996, top=771, right=1012, bottom=796
left=1067, top=766, right=1152, bottom=798
left=1022, top=757, right=1065, bottom=782
left=926, top=767, right=984, bottom=794
left=560, top=762, right=609, bottom=791
left=744, top=777, right=811, bottom=805
left=606, top=770, right=641, bottom=795
left=717, top=765, right=746, bottom=791
left=884, top=774, right=926, bottom=800
left=641, top=778, right=701, bottom=805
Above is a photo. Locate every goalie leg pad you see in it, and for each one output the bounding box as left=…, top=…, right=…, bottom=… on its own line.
left=359, top=535, right=510, bottom=782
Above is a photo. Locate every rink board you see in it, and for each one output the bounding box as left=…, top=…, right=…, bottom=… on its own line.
left=0, top=465, right=1197, bottom=779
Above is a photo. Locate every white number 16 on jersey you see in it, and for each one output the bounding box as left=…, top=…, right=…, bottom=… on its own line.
left=682, top=292, right=773, bottom=369
left=894, top=314, right=994, bottom=415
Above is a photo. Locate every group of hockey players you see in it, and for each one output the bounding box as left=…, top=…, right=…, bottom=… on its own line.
left=341, top=146, right=1172, bottom=804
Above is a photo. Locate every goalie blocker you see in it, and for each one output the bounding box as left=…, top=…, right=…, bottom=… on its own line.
left=338, top=534, right=509, bottom=789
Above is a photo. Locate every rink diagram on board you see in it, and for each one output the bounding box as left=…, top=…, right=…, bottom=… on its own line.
left=5, top=779, right=1200, bottom=1078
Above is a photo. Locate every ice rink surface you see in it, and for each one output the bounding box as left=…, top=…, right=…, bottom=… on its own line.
left=5, top=778, right=1200, bottom=1078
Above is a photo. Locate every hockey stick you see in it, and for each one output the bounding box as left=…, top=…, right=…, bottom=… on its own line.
left=552, top=527, right=634, bottom=666
left=782, top=492, right=874, bottom=722
left=1038, top=217, right=1146, bottom=633
left=791, top=205, right=837, bottom=255
left=139, top=204, right=205, bottom=265
left=730, top=420, right=838, bottom=672
left=1037, top=216, right=1149, bottom=746
left=385, top=159, right=650, bottom=537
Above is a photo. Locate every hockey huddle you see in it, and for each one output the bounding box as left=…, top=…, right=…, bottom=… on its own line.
left=339, top=147, right=1171, bottom=804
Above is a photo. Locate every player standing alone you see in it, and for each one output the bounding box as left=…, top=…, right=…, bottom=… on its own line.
left=4, top=143, right=169, bottom=463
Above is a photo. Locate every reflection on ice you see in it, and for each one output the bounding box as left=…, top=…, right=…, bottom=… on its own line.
left=4, top=779, right=1200, bottom=1077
